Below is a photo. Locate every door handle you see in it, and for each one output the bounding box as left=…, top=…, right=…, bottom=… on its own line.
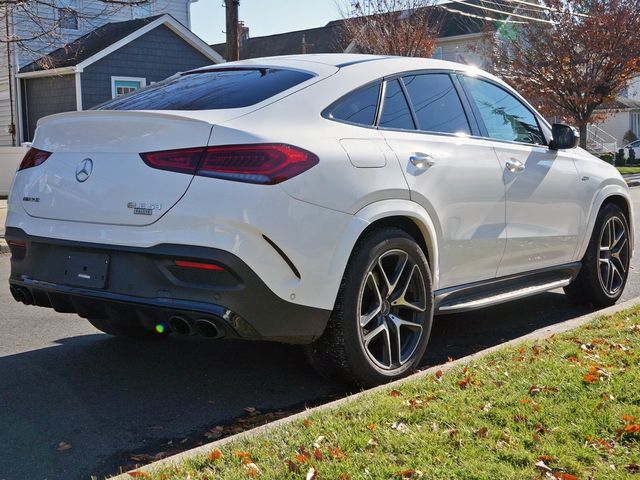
left=409, top=152, right=435, bottom=170
left=505, top=159, right=525, bottom=173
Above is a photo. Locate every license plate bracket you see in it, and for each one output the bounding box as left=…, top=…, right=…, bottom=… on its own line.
left=63, top=252, right=110, bottom=289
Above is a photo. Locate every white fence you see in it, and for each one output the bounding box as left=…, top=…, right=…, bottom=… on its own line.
left=0, top=146, right=27, bottom=196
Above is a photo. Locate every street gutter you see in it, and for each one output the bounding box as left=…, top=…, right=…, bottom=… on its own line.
left=110, top=295, right=640, bottom=479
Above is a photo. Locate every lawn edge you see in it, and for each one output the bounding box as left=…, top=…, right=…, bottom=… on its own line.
left=110, top=295, right=640, bottom=479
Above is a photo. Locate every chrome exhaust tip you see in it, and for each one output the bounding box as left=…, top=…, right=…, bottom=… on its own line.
left=168, top=316, right=192, bottom=335
left=194, top=318, right=221, bottom=339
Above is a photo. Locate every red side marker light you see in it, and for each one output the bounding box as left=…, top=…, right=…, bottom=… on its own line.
left=174, top=260, right=225, bottom=271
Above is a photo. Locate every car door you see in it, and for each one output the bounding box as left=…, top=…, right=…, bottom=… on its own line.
left=460, top=75, right=583, bottom=277
left=378, top=72, right=506, bottom=289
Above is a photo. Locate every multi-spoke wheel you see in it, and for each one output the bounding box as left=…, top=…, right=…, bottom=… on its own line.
left=358, top=250, right=427, bottom=371
left=565, top=203, right=630, bottom=307
left=305, top=228, right=433, bottom=387
left=597, top=216, right=629, bottom=296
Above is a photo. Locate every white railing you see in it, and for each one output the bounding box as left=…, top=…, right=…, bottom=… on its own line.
left=587, top=124, right=618, bottom=153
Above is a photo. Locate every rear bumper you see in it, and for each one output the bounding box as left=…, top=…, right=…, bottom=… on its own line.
left=6, top=227, right=330, bottom=343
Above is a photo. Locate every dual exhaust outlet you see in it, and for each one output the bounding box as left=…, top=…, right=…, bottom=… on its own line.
left=168, top=315, right=223, bottom=339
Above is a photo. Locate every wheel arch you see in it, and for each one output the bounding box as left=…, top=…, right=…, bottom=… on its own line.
left=351, top=199, right=441, bottom=288
left=577, top=185, right=634, bottom=261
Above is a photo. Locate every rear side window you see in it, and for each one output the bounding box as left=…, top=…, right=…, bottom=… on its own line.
left=328, top=82, right=381, bottom=126
left=94, top=68, right=314, bottom=111
left=379, top=79, right=415, bottom=130
left=402, top=74, right=471, bottom=135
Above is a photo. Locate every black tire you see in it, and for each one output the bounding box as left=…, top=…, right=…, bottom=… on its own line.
left=86, top=315, right=169, bottom=340
left=305, top=228, right=433, bottom=387
left=564, top=202, right=631, bottom=308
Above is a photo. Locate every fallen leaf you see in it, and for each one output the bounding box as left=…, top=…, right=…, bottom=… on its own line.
left=366, top=438, right=379, bottom=449
left=285, top=459, right=299, bottom=473
left=389, top=389, right=401, bottom=397
left=328, top=446, right=343, bottom=461
left=128, top=472, right=150, bottom=478
left=476, top=427, right=488, bottom=438
left=553, top=473, right=578, bottom=480
left=244, top=407, right=257, bottom=415
left=57, top=442, right=72, bottom=452
left=313, top=435, right=325, bottom=448
left=396, top=469, right=423, bottom=478
left=367, top=423, right=377, bottom=431
left=391, top=422, right=408, bottom=432
left=314, top=448, right=324, bottom=461
left=535, top=460, right=552, bottom=473
left=306, top=466, right=317, bottom=480
left=622, top=414, right=637, bottom=424
left=435, top=370, right=444, bottom=380
left=538, top=455, right=555, bottom=462
left=208, top=448, right=222, bottom=462
left=302, top=419, right=312, bottom=428
left=625, top=463, right=640, bottom=473
left=243, top=462, right=260, bottom=477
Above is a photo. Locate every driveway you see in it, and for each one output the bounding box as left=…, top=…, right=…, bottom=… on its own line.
left=1, top=189, right=639, bottom=480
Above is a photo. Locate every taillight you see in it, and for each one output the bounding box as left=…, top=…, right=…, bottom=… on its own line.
left=140, top=147, right=204, bottom=174
left=18, top=148, right=52, bottom=171
left=140, top=144, right=318, bottom=185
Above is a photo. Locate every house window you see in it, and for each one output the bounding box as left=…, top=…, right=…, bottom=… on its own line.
left=132, top=0, right=153, bottom=18
left=632, top=112, right=640, bottom=138
left=432, top=47, right=443, bottom=60
left=56, top=0, right=78, bottom=30
left=111, top=77, right=146, bottom=98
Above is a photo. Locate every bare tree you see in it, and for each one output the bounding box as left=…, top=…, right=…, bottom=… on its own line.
left=0, top=0, right=152, bottom=61
left=489, top=0, right=640, bottom=148
left=339, top=0, right=442, bottom=57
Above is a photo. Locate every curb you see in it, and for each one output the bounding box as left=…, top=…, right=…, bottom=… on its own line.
left=110, top=295, right=640, bottom=479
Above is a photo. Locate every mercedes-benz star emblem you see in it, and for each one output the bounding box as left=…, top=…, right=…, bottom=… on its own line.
left=75, top=158, right=93, bottom=183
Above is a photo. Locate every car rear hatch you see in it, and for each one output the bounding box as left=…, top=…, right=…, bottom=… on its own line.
left=19, top=111, right=218, bottom=226
left=18, top=62, right=338, bottom=227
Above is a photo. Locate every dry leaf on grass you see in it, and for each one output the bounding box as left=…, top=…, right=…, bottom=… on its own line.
left=57, top=442, right=72, bottom=452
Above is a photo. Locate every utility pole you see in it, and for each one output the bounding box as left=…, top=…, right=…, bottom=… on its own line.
left=225, top=0, right=240, bottom=61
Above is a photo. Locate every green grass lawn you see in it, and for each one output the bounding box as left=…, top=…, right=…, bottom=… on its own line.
left=140, top=307, right=640, bottom=480
left=617, top=166, right=640, bottom=175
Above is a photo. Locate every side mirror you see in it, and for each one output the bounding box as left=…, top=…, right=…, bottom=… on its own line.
left=549, top=123, right=579, bottom=150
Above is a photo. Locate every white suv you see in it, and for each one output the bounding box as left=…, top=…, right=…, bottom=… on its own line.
left=6, top=55, right=633, bottom=386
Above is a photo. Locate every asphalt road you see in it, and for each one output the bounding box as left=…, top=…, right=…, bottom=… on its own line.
left=2, top=189, right=640, bottom=480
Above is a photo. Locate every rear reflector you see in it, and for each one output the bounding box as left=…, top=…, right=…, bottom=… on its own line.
left=140, top=144, right=318, bottom=185
left=174, top=260, right=225, bottom=271
left=18, top=148, right=52, bottom=171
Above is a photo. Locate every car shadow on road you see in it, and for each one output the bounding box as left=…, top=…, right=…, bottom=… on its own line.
left=0, top=291, right=592, bottom=480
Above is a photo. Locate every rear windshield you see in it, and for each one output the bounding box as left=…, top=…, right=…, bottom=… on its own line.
left=94, top=68, right=314, bottom=111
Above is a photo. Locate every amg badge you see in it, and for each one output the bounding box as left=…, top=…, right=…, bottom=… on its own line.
left=127, top=202, right=162, bottom=216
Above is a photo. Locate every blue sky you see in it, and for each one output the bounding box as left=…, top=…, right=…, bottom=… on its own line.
left=190, top=0, right=343, bottom=45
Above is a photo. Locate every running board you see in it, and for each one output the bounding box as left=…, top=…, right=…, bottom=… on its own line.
left=434, top=262, right=581, bottom=314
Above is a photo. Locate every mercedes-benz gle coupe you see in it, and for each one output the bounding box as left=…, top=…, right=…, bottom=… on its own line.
left=6, top=54, right=633, bottom=386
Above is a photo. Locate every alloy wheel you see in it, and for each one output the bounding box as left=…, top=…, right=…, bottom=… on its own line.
left=598, top=216, right=629, bottom=296
left=357, top=249, right=428, bottom=371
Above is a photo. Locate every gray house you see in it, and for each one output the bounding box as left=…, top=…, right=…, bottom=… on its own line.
left=17, top=14, right=222, bottom=141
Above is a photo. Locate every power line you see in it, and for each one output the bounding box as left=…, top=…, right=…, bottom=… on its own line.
left=449, top=0, right=556, bottom=24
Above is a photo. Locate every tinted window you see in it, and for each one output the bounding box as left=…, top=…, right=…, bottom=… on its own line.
left=95, top=68, right=314, bottom=111
left=379, top=79, right=415, bottom=130
left=402, top=74, right=470, bottom=135
left=464, top=77, right=544, bottom=145
left=329, top=82, right=381, bottom=126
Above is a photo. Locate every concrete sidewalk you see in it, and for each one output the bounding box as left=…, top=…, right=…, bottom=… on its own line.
left=1, top=198, right=7, bottom=253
